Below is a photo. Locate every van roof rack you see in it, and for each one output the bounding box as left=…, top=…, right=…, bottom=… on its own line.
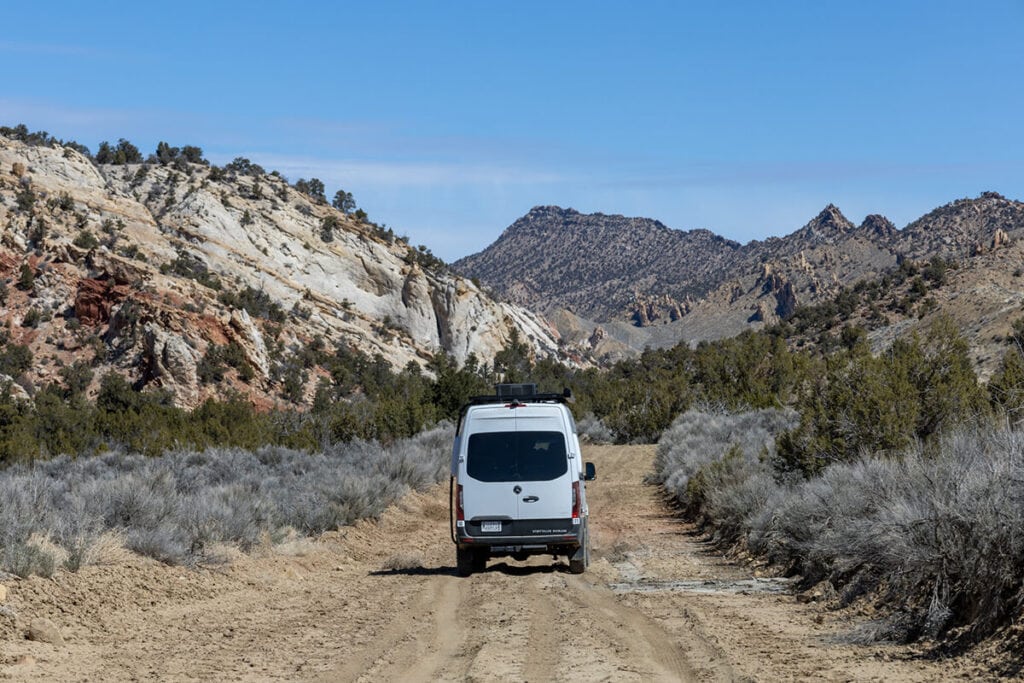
left=465, top=384, right=574, bottom=407
left=455, top=385, right=573, bottom=433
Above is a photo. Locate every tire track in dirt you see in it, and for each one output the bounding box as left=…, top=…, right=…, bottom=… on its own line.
left=565, top=576, right=697, bottom=681
left=386, top=576, right=465, bottom=682
left=522, top=573, right=563, bottom=683
left=321, top=573, right=464, bottom=682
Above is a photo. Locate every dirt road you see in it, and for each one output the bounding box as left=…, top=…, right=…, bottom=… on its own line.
left=0, top=445, right=990, bottom=681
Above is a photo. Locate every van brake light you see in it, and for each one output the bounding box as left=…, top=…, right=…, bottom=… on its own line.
left=572, top=481, right=581, bottom=519
left=456, top=484, right=465, bottom=522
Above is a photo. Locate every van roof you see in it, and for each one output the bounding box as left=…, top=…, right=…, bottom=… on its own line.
left=456, top=386, right=574, bottom=434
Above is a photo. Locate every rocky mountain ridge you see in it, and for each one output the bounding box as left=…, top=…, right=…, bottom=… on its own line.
left=456, top=196, right=1024, bottom=359
left=453, top=206, right=741, bottom=319
left=0, top=132, right=571, bottom=409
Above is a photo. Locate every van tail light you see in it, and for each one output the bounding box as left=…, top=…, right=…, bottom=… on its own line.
left=456, top=484, right=465, bottom=522
left=572, top=481, right=581, bottom=519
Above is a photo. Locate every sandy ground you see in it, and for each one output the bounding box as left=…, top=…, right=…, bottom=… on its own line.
left=0, top=444, right=1005, bottom=681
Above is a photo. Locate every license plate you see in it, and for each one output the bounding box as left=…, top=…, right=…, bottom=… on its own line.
left=481, top=521, right=502, bottom=533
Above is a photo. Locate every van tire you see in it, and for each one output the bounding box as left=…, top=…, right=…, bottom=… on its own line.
left=472, top=550, right=488, bottom=572
left=456, top=547, right=475, bottom=577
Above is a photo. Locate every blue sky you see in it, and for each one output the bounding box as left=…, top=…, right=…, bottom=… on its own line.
left=2, top=1, right=1022, bottom=261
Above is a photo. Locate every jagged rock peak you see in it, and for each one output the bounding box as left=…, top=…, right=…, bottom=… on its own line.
left=813, top=204, right=854, bottom=230
left=796, top=204, right=855, bottom=243
left=859, top=214, right=897, bottom=239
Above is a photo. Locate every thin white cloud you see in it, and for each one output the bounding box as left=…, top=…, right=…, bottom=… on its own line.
left=250, top=154, right=571, bottom=187
left=0, top=41, right=99, bottom=57
left=0, top=98, right=144, bottom=132
left=598, top=159, right=1023, bottom=190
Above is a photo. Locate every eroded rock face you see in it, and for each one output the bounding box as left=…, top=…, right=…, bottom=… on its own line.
left=229, top=309, right=270, bottom=378
left=142, top=323, right=200, bottom=406
left=0, top=134, right=573, bottom=408
left=75, top=278, right=131, bottom=326
left=993, top=228, right=1010, bottom=250
left=774, top=281, right=798, bottom=319
left=629, top=293, right=688, bottom=327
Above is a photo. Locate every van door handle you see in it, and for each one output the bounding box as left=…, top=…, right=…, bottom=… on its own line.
left=522, top=496, right=539, bottom=503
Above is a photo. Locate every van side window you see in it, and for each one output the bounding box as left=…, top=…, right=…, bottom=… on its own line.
left=467, top=431, right=568, bottom=482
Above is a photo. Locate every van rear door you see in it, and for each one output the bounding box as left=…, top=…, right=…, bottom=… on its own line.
left=462, top=411, right=519, bottom=530
left=510, top=408, right=573, bottom=523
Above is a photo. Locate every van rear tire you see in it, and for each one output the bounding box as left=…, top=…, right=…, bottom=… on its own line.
left=456, top=546, right=475, bottom=577
left=472, top=549, right=488, bottom=572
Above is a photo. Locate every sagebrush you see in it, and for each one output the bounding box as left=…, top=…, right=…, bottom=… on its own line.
left=0, top=423, right=453, bottom=575
left=657, top=410, right=1024, bottom=643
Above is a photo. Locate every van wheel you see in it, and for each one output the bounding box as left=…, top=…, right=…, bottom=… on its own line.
left=472, top=550, right=488, bottom=572
left=456, top=547, right=475, bottom=577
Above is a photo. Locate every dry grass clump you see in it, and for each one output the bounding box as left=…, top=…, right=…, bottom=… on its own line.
left=0, top=423, right=453, bottom=575
left=380, top=552, right=425, bottom=571
left=577, top=413, right=614, bottom=444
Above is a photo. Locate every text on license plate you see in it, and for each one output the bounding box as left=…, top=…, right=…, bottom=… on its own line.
left=481, top=521, right=502, bottom=533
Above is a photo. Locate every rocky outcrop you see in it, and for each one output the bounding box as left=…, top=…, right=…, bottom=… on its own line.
left=0, top=375, right=30, bottom=402
left=0, top=132, right=572, bottom=409
left=774, top=281, right=798, bottom=319
left=630, top=293, right=688, bottom=327
left=75, top=277, right=131, bottom=325
left=142, top=323, right=200, bottom=406
left=228, top=309, right=270, bottom=379
left=993, top=228, right=1010, bottom=250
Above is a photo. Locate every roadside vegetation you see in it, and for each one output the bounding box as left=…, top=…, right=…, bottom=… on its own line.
left=0, top=424, right=451, bottom=577
left=649, top=307, right=1024, bottom=646
left=655, top=413, right=1024, bottom=646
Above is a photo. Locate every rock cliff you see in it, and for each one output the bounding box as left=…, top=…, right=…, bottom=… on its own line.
left=0, top=133, right=568, bottom=408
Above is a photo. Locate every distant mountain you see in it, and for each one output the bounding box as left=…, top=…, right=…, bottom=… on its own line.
left=0, top=131, right=568, bottom=409
left=890, top=191, right=1024, bottom=260
left=456, top=195, right=1024, bottom=360
left=453, top=205, right=740, bottom=321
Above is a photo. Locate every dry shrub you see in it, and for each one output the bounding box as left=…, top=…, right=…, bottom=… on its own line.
left=381, top=552, right=424, bottom=571
left=659, top=413, right=1024, bottom=643
left=0, top=424, right=454, bottom=575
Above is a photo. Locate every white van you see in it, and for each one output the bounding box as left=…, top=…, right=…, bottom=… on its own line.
left=450, top=384, right=596, bottom=576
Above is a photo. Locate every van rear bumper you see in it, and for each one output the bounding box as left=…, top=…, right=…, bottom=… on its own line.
left=456, top=517, right=582, bottom=548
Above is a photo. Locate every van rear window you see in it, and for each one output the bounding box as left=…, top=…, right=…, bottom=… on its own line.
left=467, top=431, right=568, bottom=482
